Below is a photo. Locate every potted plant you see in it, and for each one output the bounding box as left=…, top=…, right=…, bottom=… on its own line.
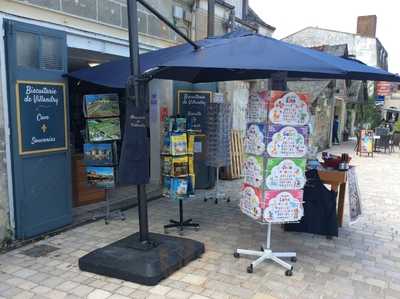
left=393, top=120, right=400, bottom=150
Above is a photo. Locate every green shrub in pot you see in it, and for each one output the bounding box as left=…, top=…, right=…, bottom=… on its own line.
left=394, top=120, right=400, bottom=133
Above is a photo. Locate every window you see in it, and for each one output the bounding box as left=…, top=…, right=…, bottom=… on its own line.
left=40, top=36, right=63, bottom=70
left=16, top=32, right=39, bottom=68
left=16, top=31, right=63, bottom=70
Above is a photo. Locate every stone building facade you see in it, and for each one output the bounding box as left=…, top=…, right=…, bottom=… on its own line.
left=0, top=0, right=274, bottom=244
left=282, top=16, right=388, bottom=149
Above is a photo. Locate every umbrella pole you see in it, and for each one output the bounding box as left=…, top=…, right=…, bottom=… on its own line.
left=127, top=0, right=149, bottom=243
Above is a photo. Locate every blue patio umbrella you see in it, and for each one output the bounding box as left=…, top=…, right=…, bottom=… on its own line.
left=68, top=30, right=400, bottom=87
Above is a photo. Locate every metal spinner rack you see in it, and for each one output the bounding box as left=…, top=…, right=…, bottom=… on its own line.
left=92, top=189, right=126, bottom=224
left=234, top=222, right=296, bottom=276
left=204, top=166, right=230, bottom=204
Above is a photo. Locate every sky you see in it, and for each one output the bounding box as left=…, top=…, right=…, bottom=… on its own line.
left=249, top=0, right=399, bottom=73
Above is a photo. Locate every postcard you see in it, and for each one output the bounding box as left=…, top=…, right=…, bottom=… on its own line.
left=86, top=166, right=115, bottom=189
left=87, top=118, right=121, bottom=142
left=84, top=143, right=114, bottom=166
left=84, top=93, right=120, bottom=118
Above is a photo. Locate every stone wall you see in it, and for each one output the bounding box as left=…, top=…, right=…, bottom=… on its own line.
left=0, top=59, right=10, bottom=246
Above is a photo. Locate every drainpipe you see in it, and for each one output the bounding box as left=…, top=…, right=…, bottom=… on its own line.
left=207, top=0, right=215, bottom=37
left=242, top=0, right=249, bottom=19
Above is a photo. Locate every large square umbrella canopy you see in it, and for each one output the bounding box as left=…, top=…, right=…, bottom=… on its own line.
left=68, top=30, right=400, bottom=87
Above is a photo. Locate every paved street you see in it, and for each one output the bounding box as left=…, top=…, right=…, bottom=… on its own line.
left=1, top=141, right=400, bottom=299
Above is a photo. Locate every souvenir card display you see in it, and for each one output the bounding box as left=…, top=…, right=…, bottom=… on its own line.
left=240, top=184, right=263, bottom=221
left=84, top=93, right=120, bottom=118
left=87, top=118, right=121, bottom=142
left=86, top=166, right=115, bottom=189
left=265, top=158, right=306, bottom=190
left=161, top=116, right=196, bottom=200
left=268, top=91, right=310, bottom=126
left=244, top=123, right=267, bottom=156
left=206, top=103, right=232, bottom=168
left=240, top=90, right=310, bottom=224
left=266, top=125, right=308, bottom=158
left=84, top=143, right=115, bottom=166
left=263, top=191, right=304, bottom=223
left=247, top=90, right=269, bottom=123
left=83, top=93, right=121, bottom=189
left=243, top=155, right=264, bottom=188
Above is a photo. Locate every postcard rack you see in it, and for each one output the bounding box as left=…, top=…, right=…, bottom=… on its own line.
left=238, top=90, right=311, bottom=275
left=161, top=116, right=199, bottom=233
left=82, top=93, right=125, bottom=225
left=204, top=103, right=232, bottom=204
left=92, top=189, right=126, bottom=224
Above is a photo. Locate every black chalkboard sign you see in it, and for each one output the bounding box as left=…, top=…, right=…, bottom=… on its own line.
left=177, top=90, right=212, bottom=133
left=16, top=81, right=67, bottom=155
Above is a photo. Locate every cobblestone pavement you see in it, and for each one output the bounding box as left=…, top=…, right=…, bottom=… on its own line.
left=1, top=141, right=400, bottom=299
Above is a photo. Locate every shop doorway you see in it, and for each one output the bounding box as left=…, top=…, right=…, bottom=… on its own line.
left=67, top=48, right=162, bottom=223
left=4, top=19, right=72, bottom=239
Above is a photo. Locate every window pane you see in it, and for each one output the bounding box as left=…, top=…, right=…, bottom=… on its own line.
left=40, top=36, right=63, bottom=70
left=16, top=32, right=39, bottom=68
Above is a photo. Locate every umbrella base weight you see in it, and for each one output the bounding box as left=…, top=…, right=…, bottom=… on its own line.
left=79, top=232, right=205, bottom=286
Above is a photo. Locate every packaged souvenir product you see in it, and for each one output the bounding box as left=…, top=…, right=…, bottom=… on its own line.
left=240, top=184, right=263, bottom=221
left=162, top=156, right=172, bottom=175
left=175, top=117, right=187, bottom=132
left=268, top=91, right=310, bottom=126
left=188, top=155, right=195, bottom=175
left=162, top=133, right=171, bottom=154
left=263, top=190, right=304, bottom=223
left=162, top=176, right=171, bottom=196
left=243, top=154, right=264, bottom=188
left=171, top=133, right=187, bottom=155
left=187, top=133, right=195, bottom=154
left=172, top=156, right=189, bottom=177
left=266, top=125, right=308, bottom=158
left=244, top=123, right=267, bottom=155
left=265, top=158, right=306, bottom=190
left=170, top=177, right=189, bottom=198
left=187, top=174, right=195, bottom=196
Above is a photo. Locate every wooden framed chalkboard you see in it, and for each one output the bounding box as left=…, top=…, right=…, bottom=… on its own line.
left=177, top=90, right=212, bottom=133
left=16, top=81, right=68, bottom=155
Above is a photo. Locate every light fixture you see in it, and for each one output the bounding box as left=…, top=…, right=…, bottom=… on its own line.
left=88, top=62, right=100, bottom=67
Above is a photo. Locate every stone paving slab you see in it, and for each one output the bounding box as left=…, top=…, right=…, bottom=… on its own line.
left=0, top=142, right=400, bottom=299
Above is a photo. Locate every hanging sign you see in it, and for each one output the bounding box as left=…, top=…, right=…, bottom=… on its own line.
left=16, top=81, right=67, bottom=155
left=265, top=158, right=306, bottom=190
left=266, top=125, right=308, bottom=158
left=268, top=91, right=310, bottom=126
left=177, top=90, right=212, bottom=133
left=263, top=190, right=304, bottom=223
